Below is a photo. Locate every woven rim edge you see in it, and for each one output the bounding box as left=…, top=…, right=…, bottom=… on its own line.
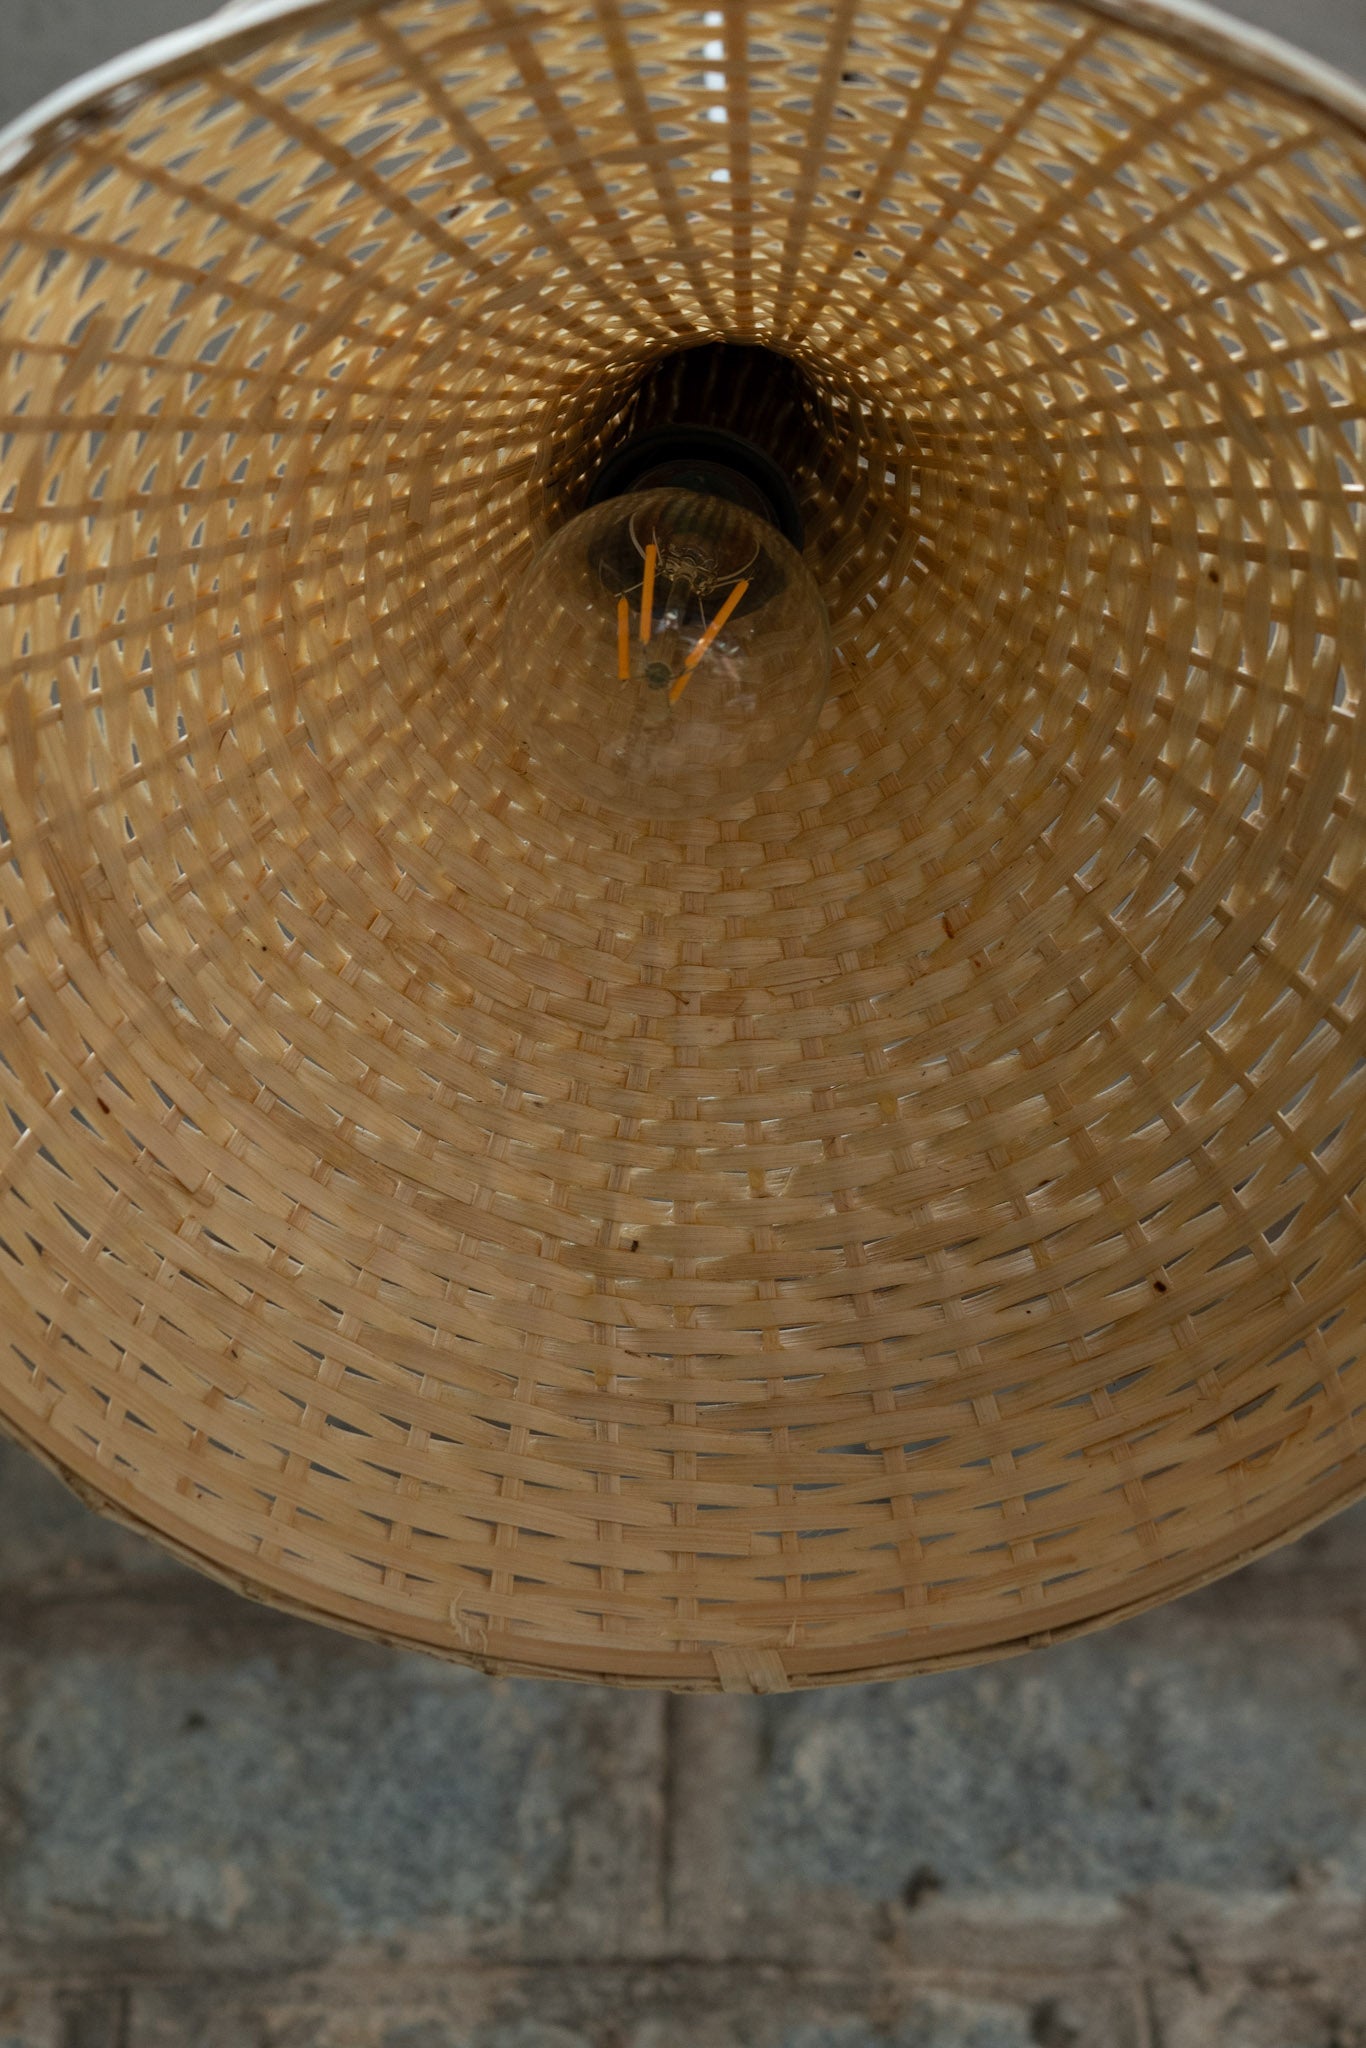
left=5, top=1403, right=1363, bottom=1689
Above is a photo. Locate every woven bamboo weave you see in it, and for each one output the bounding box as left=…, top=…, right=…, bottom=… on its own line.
left=0, top=0, right=1364, bottom=1691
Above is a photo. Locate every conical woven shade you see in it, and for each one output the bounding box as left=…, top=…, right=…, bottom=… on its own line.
left=1, top=0, right=1364, bottom=1692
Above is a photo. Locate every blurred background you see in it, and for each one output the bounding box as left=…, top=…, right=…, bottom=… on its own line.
left=2, top=4, right=1365, bottom=2046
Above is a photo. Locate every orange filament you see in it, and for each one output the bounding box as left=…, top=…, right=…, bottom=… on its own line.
left=640, top=543, right=657, bottom=644
left=668, top=578, right=750, bottom=704
left=617, top=595, right=631, bottom=680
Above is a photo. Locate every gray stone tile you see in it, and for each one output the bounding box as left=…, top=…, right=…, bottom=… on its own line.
left=0, top=1988, right=58, bottom=2048
left=50, top=1994, right=125, bottom=2048
left=701, top=2002, right=1035, bottom=2048
left=629, top=1984, right=1142, bottom=2048
left=129, top=1983, right=485, bottom=2048
left=745, top=1605, right=1366, bottom=1907
left=129, top=2000, right=268, bottom=2048
left=1150, top=1969, right=1366, bottom=2048
left=122, top=1973, right=1145, bottom=2048
left=130, top=1976, right=603, bottom=2048
left=388, top=2026, right=591, bottom=2048
left=0, top=1637, right=664, bottom=1964
left=769, top=2011, right=1029, bottom=2048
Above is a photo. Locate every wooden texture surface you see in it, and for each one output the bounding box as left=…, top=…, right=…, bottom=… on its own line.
left=0, top=0, right=1363, bottom=1689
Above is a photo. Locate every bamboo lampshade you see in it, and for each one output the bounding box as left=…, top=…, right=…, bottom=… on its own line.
left=1, top=0, right=1364, bottom=1692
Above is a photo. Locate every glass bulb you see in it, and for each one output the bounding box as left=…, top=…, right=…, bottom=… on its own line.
left=502, top=487, right=831, bottom=819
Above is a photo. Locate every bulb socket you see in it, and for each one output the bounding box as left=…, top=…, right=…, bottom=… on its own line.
left=587, top=425, right=804, bottom=549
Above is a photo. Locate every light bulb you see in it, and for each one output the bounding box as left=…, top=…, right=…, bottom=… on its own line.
left=502, top=486, right=831, bottom=818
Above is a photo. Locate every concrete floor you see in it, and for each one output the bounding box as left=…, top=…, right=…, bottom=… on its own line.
left=2, top=3, right=1366, bottom=2045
